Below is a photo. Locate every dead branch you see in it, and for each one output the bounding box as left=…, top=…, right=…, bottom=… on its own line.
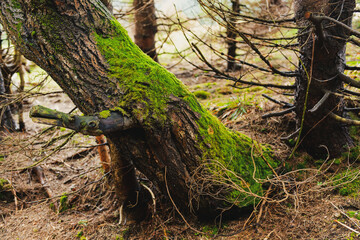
left=329, top=111, right=360, bottom=125
left=305, top=13, right=360, bottom=39
left=339, top=72, right=360, bottom=88
left=262, top=106, right=295, bottom=119
left=262, top=94, right=294, bottom=107
left=309, top=91, right=330, bottom=113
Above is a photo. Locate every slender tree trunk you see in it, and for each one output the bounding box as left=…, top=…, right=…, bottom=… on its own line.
left=0, top=69, right=15, bottom=131
left=0, top=0, right=278, bottom=220
left=133, top=0, right=158, bottom=62
left=0, top=28, right=16, bottom=131
left=294, top=0, right=355, bottom=157
left=226, top=0, right=240, bottom=71
left=100, top=0, right=113, bottom=12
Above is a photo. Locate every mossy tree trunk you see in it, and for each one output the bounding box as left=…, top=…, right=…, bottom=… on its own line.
left=133, top=0, right=158, bottom=62
left=0, top=0, right=278, bottom=220
left=294, top=0, right=355, bottom=157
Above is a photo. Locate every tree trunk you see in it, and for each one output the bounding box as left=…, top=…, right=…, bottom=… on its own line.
left=0, top=0, right=278, bottom=220
left=0, top=69, right=15, bottom=131
left=0, top=28, right=16, bottom=131
left=294, top=0, right=355, bottom=158
left=133, top=0, right=158, bottom=62
left=100, top=0, right=113, bottom=12
left=226, top=0, right=240, bottom=71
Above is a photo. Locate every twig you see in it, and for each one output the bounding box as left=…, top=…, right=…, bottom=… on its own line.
left=308, top=91, right=330, bottom=113
left=140, top=182, right=156, bottom=214
left=342, top=88, right=360, bottom=97
left=262, top=94, right=294, bottom=107
left=216, top=75, right=295, bottom=90
left=329, top=201, right=360, bottom=230
left=329, top=112, right=360, bottom=125
left=164, top=167, right=203, bottom=235
left=262, top=106, right=295, bottom=119
left=306, top=14, right=360, bottom=39
left=345, top=107, right=360, bottom=112
left=5, top=131, right=76, bottom=172
left=256, top=185, right=272, bottom=224
left=339, top=72, right=360, bottom=88
left=281, top=128, right=300, bottom=140
left=334, top=219, right=360, bottom=235
left=345, top=65, right=360, bottom=70
left=289, top=33, right=316, bottom=159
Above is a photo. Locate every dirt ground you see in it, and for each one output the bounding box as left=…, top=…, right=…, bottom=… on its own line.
left=1, top=59, right=360, bottom=240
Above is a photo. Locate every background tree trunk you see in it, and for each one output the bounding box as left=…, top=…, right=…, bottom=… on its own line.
left=133, top=0, right=158, bottom=62
left=0, top=28, right=16, bottom=131
left=0, top=0, right=278, bottom=220
left=294, top=0, right=355, bottom=157
left=226, top=0, right=240, bottom=71
left=0, top=69, right=15, bottom=131
left=100, top=0, right=113, bottom=12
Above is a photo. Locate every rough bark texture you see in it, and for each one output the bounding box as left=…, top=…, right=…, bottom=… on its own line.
left=133, top=0, right=158, bottom=61
left=226, top=0, right=240, bottom=71
left=0, top=69, right=15, bottom=131
left=0, top=26, right=17, bottom=132
left=294, top=0, right=355, bottom=157
left=100, top=0, right=113, bottom=12
left=0, top=0, right=278, bottom=219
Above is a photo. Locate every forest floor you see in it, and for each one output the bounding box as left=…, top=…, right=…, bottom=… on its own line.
left=1, top=42, right=360, bottom=239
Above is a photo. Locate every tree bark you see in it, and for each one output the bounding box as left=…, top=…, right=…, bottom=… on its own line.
left=294, top=0, right=355, bottom=158
left=0, top=28, right=16, bottom=131
left=0, top=69, right=15, bottom=131
left=226, top=0, right=240, bottom=71
left=0, top=0, right=278, bottom=220
left=100, top=0, right=113, bottom=12
left=133, top=0, right=158, bottom=62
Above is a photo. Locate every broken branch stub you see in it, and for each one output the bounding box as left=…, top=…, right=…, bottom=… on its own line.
left=30, top=105, right=137, bottom=136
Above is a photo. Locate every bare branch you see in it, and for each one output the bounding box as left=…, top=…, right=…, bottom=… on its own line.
left=339, top=72, right=360, bottom=88
left=329, top=112, right=360, bottom=125
left=309, top=91, right=330, bottom=113
left=305, top=13, right=360, bottom=39
left=280, top=128, right=300, bottom=140
left=262, top=94, right=294, bottom=107
left=30, top=105, right=137, bottom=136
left=262, top=106, right=295, bottom=119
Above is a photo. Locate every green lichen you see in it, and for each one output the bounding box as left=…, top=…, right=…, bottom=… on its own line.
left=99, top=110, right=111, bottom=119
left=93, top=18, right=279, bottom=208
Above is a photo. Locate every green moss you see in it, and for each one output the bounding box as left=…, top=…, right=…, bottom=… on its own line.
left=93, top=18, right=279, bottom=208
left=10, top=0, right=21, bottom=9
left=59, top=193, right=69, bottom=212
left=94, top=19, right=190, bottom=126
left=342, top=145, right=360, bottom=162
left=0, top=178, right=9, bottom=190
left=332, top=169, right=360, bottom=197
left=0, top=179, right=11, bottom=201
left=193, top=90, right=210, bottom=99
left=347, top=211, right=360, bottom=220
left=193, top=106, right=277, bottom=206
left=99, top=110, right=111, bottom=119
